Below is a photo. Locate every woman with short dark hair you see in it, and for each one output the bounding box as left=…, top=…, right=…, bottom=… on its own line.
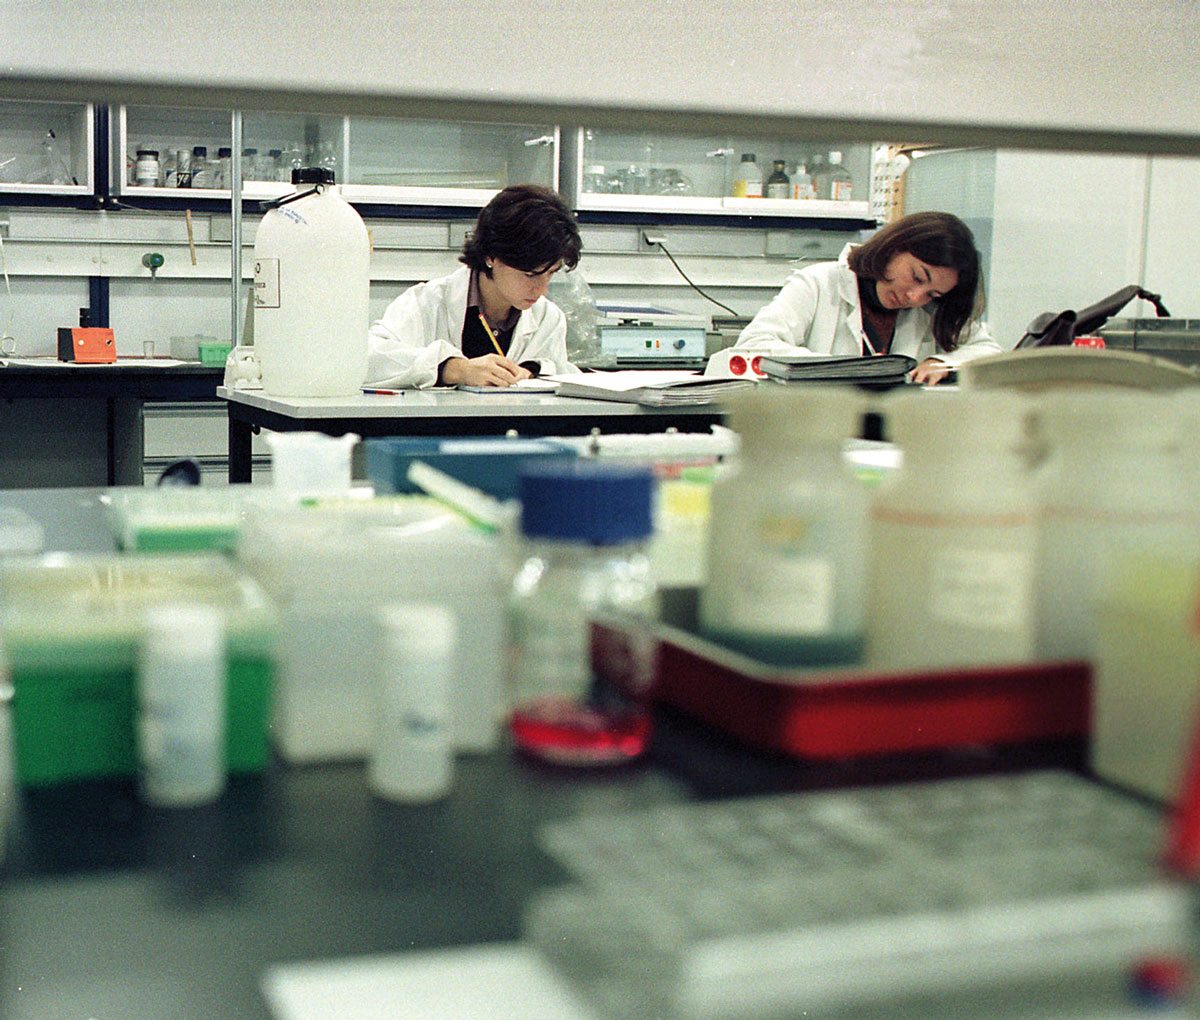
left=366, top=184, right=583, bottom=389
left=735, top=211, right=1001, bottom=384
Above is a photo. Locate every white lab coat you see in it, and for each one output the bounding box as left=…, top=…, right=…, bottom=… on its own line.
left=365, top=265, right=580, bottom=389
left=735, top=244, right=1003, bottom=368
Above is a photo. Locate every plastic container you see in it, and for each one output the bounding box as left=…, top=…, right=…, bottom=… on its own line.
left=365, top=436, right=576, bottom=500
left=867, top=389, right=1039, bottom=670
left=266, top=430, right=358, bottom=495
left=134, top=148, right=160, bottom=187
left=1034, top=389, right=1193, bottom=663
left=0, top=554, right=274, bottom=788
left=369, top=604, right=455, bottom=802
left=731, top=153, right=762, bottom=198
left=198, top=340, right=232, bottom=366
left=254, top=166, right=370, bottom=397
left=137, top=604, right=226, bottom=807
left=236, top=498, right=500, bottom=762
left=508, top=462, right=659, bottom=766
left=700, top=386, right=869, bottom=667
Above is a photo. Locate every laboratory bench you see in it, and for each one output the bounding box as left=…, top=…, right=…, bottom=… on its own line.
left=0, top=486, right=1159, bottom=1020
left=0, top=361, right=225, bottom=488
left=219, top=386, right=726, bottom=484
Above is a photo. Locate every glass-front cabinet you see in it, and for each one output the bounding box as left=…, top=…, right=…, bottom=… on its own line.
left=0, top=99, right=93, bottom=196
left=571, top=127, right=874, bottom=221
left=9, top=102, right=879, bottom=225
left=116, top=105, right=558, bottom=207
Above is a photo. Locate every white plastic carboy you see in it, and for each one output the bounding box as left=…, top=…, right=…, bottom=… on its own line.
left=507, top=462, right=659, bottom=766
left=253, top=166, right=370, bottom=397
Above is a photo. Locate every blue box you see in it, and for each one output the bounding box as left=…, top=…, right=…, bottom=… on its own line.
left=364, top=437, right=577, bottom=501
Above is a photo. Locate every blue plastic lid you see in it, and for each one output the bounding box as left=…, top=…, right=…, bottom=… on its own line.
left=519, top=462, right=654, bottom=544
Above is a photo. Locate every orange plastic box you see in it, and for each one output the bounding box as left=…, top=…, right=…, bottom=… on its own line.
left=592, top=589, right=1091, bottom=760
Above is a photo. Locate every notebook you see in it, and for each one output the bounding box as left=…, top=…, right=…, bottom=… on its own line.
left=546, top=370, right=755, bottom=407
left=758, top=352, right=917, bottom=384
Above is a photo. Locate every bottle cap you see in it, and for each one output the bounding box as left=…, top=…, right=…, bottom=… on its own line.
left=218, top=147, right=232, bottom=157
left=519, top=462, right=654, bottom=544
left=293, top=166, right=336, bottom=185
left=192, top=146, right=207, bottom=157
left=136, top=149, right=158, bottom=157
left=741, top=153, right=756, bottom=162
left=728, top=385, right=865, bottom=448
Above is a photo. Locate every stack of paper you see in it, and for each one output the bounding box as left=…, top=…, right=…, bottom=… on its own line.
left=547, top=370, right=755, bottom=407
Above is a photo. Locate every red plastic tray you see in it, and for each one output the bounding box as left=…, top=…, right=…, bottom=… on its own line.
left=592, top=591, right=1091, bottom=760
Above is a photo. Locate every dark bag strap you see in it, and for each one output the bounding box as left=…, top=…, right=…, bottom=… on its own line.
left=1016, top=286, right=1170, bottom=349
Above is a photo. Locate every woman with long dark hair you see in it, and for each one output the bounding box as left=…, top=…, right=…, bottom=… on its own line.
left=736, top=211, right=1001, bottom=384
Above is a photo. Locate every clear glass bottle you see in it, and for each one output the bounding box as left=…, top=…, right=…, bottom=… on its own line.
left=134, top=148, right=160, bottom=187
left=700, top=386, right=869, bottom=666
left=792, top=161, right=814, bottom=199
left=369, top=603, right=455, bottom=802
left=867, top=389, right=1039, bottom=670
left=214, top=146, right=232, bottom=189
left=508, top=462, right=659, bottom=766
left=826, top=150, right=853, bottom=201
left=278, top=142, right=304, bottom=182
left=189, top=145, right=213, bottom=188
left=765, top=159, right=790, bottom=198
left=241, top=147, right=259, bottom=181
left=317, top=141, right=340, bottom=182
left=731, top=152, right=762, bottom=198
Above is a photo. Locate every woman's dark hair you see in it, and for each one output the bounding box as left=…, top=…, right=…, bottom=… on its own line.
left=461, top=184, right=582, bottom=276
left=847, top=211, right=983, bottom=351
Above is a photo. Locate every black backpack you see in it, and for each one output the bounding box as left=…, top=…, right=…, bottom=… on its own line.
left=1015, top=285, right=1171, bottom=348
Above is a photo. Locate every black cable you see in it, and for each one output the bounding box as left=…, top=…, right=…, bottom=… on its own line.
left=652, top=241, right=741, bottom=318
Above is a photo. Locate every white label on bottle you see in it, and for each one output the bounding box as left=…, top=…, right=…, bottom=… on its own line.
left=254, top=257, right=281, bottom=309
left=736, top=556, right=834, bottom=633
left=929, top=548, right=1033, bottom=630
left=831, top=181, right=853, bottom=202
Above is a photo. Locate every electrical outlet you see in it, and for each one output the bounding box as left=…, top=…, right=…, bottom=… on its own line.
left=640, top=229, right=666, bottom=251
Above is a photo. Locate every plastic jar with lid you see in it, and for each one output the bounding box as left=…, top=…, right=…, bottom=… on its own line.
left=134, top=148, right=160, bottom=187
left=866, top=388, right=1039, bottom=670
left=507, top=462, right=659, bottom=766
left=1034, top=388, right=1194, bottom=663
left=699, top=385, right=870, bottom=667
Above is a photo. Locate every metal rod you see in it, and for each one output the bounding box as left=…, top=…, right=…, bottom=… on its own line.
left=230, top=109, right=243, bottom=348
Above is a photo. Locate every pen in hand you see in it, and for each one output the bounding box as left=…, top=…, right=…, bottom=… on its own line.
left=362, top=387, right=404, bottom=395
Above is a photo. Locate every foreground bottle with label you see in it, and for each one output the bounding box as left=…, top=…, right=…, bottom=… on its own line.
left=866, top=389, right=1038, bottom=670
left=700, top=386, right=869, bottom=666
left=508, top=463, right=659, bottom=766
left=253, top=166, right=370, bottom=397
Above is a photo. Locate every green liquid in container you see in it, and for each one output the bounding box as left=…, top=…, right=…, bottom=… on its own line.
left=700, top=627, right=864, bottom=669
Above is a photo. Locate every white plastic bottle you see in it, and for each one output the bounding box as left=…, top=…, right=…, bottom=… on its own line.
left=253, top=166, right=370, bottom=397
left=731, top=153, right=762, bottom=198
left=700, top=386, right=869, bottom=666
left=369, top=604, right=455, bottom=803
left=137, top=604, right=226, bottom=807
left=866, top=389, right=1038, bottom=670
left=1034, top=389, right=1193, bottom=662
